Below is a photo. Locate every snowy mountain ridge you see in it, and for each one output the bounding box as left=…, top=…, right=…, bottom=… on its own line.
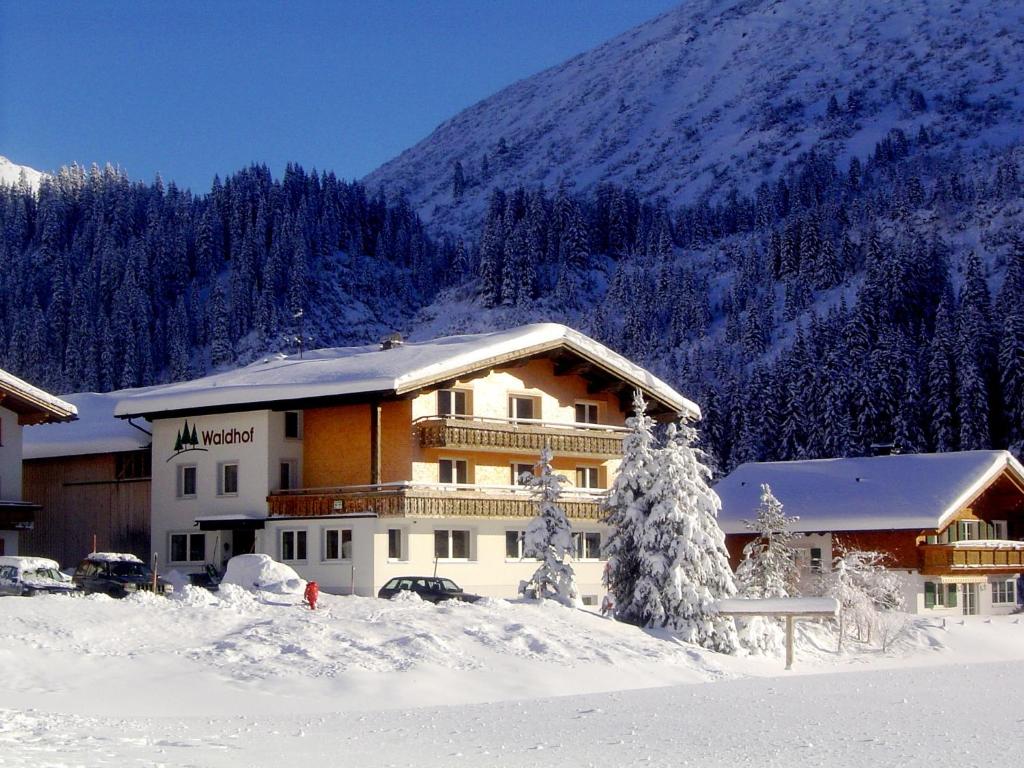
left=365, top=0, right=1024, bottom=232
left=0, top=155, right=45, bottom=190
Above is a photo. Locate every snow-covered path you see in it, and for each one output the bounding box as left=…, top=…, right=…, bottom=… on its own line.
left=3, top=660, right=1022, bottom=767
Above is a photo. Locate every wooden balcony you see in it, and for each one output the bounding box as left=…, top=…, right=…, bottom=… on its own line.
left=268, top=482, right=607, bottom=520
left=414, top=415, right=626, bottom=458
left=920, top=543, right=1024, bottom=575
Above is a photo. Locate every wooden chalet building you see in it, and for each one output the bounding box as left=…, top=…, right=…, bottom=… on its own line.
left=0, top=368, right=77, bottom=556
left=113, top=323, right=696, bottom=602
left=716, top=451, right=1024, bottom=616
left=21, top=391, right=152, bottom=566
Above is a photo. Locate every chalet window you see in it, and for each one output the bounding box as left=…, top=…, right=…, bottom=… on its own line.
left=284, top=411, right=301, bottom=439
left=925, top=582, right=958, bottom=609
left=218, top=463, right=239, bottom=496
left=506, top=530, right=528, bottom=559
left=992, top=520, right=1008, bottom=540
left=575, top=402, right=599, bottom=424
left=281, top=530, right=307, bottom=562
left=438, top=389, right=469, bottom=417
left=388, top=528, right=404, bottom=560
left=992, top=580, right=1016, bottom=604
left=958, top=520, right=981, bottom=541
left=573, top=531, right=602, bottom=560
left=576, top=466, right=600, bottom=489
left=439, top=458, right=468, bottom=485
left=177, top=465, right=197, bottom=498
left=324, top=529, right=353, bottom=561
left=434, top=529, right=470, bottom=559
left=279, top=460, right=297, bottom=491
left=511, top=462, right=533, bottom=485
left=116, top=450, right=152, bottom=480
left=508, top=395, right=537, bottom=421
left=170, top=532, right=205, bottom=563
left=809, top=547, right=823, bottom=573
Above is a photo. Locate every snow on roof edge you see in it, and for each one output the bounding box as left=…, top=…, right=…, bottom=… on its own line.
left=0, top=368, right=77, bottom=421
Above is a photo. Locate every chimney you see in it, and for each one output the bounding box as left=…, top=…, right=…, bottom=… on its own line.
left=380, top=332, right=404, bottom=351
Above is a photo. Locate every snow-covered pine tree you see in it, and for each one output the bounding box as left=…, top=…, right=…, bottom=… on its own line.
left=602, top=391, right=657, bottom=624
left=519, top=446, right=580, bottom=607
left=735, top=483, right=799, bottom=599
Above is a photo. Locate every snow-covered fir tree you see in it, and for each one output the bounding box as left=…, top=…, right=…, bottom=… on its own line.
left=601, top=391, right=657, bottom=624
left=735, top=483, right=799, bottom=599
left=519, top=447, right=580, bottom=607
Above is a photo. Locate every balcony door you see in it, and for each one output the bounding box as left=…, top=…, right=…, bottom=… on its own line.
left=961, top=583, right=978, bottom=616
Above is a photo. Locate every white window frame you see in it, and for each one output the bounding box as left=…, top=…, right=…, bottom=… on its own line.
left=284, top=411, right=303, bottom=440
left=575, top=465, right=601, bottom=489
left=280, top=529, right=308, bottom=562
left=437, top=389, right=470, bottom=417
left=505, top=529, right=537, bottom=561
left=169, top=531, right=206, bottom=563
left=508, top=394, right=539, bottom=421
left=574, top=400, right=600, bottom=425
left=511, top=462, right=533, bottom=486
left=434, top=528, right=472, bottom=561
left=279, top=459, right=298, bottom=492
left=438, top=457, right=469, bottom=485
left=958, top=520, right=981, bottom=541
left=323, top=528, right=353, bottom=562
left=572, top=531, right=602, bottom=561
left=387, top=527, right=406, bottom=561
left=177, top=464, right=198, bottom=499
left=218, top=462, right=239, bottom=496
left=992, top=579, right=1016, bottom=605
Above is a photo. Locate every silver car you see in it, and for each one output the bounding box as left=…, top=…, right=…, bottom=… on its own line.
left=0, top=556, right=78, bottom=596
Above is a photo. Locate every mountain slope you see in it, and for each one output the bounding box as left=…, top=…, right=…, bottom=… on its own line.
left=0, top=155, right=45, bottom=190
left=365, top=0, right=1024, bottom=231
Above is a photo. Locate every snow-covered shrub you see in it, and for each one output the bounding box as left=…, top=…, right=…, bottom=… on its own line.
left=821, top=545, right=904, bottom=650
left=519, top=447, right=581, bottom=607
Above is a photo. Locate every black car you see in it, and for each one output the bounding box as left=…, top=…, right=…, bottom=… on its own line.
left=72, top=554, right=172, bottom=598
left=378, top=576, right=482, bottom=604
left=0, top=556, right=78, bottom=597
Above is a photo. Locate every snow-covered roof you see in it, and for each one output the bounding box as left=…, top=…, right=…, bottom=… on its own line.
left=23, top=391, right=151, bottom=460
left=715, top=597, right=839, bottom=616
left=715, top=451, right=1024, bottom=534
left=0, top=368, right=77, bottom=424
left=114, top=324, right=696, bottom=419
left=0, top=555, right=60, bottom=571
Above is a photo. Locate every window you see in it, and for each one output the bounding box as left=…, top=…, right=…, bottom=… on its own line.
left=508, top=395, right=537, bottom=421
left=219, top=463, right=239, bottom=495
left=439, top=458, right=468, bottom=484
left=284, top=411, right=301, bottom=439
left=506, top=530, right=526, bottom=559
left=925, top=582, right=958, bottom=609
left=434, top=529, right=471, bottom=560
left=324, top=529, right=353, bottom=561
left=438, top=389, right=469, bottom=416
left=511, top=463, right=533, bottom=485
left=388, top=528, right=404, bottom=560
left=170, top=532, right=206, bottom=563
left=991, top=520, right=1008, bottom=540
left=576, top=466, right=600, bottom=489
left=281, top=530, right=307, bottom=561
left=573, top=531, right=601, bottom=560
left=279, top=460, right=297, bottom=491
left=809, top=547, right=823, bottom=573
left=582, top=595, right=598, bottom=607
left=116, top=450, right=151, bottom=480
left=958, top=520, right=981, bottom=541
left=993, top=580, right=1016, bottom=604
left=575, top=402, right=599, bottom=424
left=177, top=465, right=197, bottom=498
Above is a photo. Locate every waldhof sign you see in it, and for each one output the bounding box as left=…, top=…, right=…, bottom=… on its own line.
left=167, top=420, right=256, bottom=461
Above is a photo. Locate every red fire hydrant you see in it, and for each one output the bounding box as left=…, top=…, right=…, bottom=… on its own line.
left=304, top=580, right=319, bottom=611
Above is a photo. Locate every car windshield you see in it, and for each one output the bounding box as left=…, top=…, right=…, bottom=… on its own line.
left=384, top=578, right=401, bottom=590
left=109, top=562, right=150, bottom=578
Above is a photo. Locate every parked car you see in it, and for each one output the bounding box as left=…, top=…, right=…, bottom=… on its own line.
left=72, top=553, right=172, bottom=598
left=0, top=556, right=78, bottom=597
left=377, top=576, right=482, bottom=604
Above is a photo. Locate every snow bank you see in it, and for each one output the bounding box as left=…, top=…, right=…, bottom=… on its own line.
left=221, top=554, right=305, bottom=594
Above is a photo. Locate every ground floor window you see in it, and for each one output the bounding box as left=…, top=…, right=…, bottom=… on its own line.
left=924, top=581, right=958, bottom=609
left=435, top=529, right=471, bottom=560
left=573, top=531, right=601, bottom=560
left=170, top=532, right=206, bottom=563
left=281, top=530, right=307, bottom=561
left=506, top=530, right=530, bottom=559
left=324, top=529, right=353, bottom=561
left=992, top=580, right=1016, bottom=604
left=388, top=528, right=404, bottom=560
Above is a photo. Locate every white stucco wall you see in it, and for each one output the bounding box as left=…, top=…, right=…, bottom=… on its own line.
left=0, top=405, right=23, bottom=502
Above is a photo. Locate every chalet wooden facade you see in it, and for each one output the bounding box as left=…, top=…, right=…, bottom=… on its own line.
left=717, top=451, right=1024, bottom=616
left=115, top=324, right=695, bottom=601
left=0, top=368, right=77, bottom=556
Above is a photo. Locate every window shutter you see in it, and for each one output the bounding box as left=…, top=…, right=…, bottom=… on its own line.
left=948, top=524, right=958, bottom=543
left=947, top=583, right=957, bottom=607
left=926, top=534, right=937, bottom=545
left=924, top=581, right=936, bottom=609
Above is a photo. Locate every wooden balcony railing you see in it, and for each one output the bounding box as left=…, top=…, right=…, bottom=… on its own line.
left=414, top=415, right=627, bottom=457
left=268, top=482, right=607, bottom=520
left=920, top=543, right=1024, bottom=574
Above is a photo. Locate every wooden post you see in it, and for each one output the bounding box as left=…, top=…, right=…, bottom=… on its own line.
left=151, top=553, right=159, bottom=594
left=785, top=615, right=794, bottom=670
left=370, top=401, right=382, bottom=485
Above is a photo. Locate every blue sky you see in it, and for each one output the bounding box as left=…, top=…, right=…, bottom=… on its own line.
left=0, top=0, right=678, bottom=191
